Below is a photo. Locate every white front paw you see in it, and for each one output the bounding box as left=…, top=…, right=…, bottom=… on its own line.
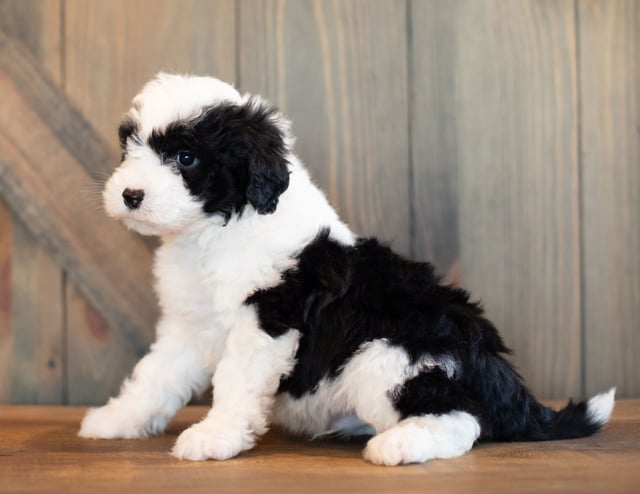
left=79, top=402, right=150, bottom=439
left=171, top=415, right=255, bottom=461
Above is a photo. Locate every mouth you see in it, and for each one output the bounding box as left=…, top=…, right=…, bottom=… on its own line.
left=103, top=190, right=161, bottom=236
left=121, top=215, right=163, bottom=236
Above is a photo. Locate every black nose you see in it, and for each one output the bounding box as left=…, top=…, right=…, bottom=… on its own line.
left=122, top=188, right=145, bottom=209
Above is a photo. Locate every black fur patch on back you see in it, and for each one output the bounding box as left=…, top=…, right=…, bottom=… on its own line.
left=147, top=99, right=290, bottom=221
left=247, top=230, right=603, bottom=442
left=247, top=230, right=502, bottom=396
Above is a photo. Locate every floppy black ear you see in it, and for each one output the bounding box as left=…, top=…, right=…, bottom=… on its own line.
left=247, top=154, right=290, bottom=214
left=236, top=98, right=291, bottom=214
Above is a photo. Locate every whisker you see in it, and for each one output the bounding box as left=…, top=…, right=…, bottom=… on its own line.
left=85, top=170, right=113, bottom=186
left=78, top=177, right=107, bottom=213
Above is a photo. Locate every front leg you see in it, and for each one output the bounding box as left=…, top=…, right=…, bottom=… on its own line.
left=79, top=317, right=211, bottom=439
left=172, top=307, right=299, bottom=460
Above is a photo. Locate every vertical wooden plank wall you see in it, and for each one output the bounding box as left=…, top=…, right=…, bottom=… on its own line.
left=239, top=0, right=410, bottom=255
left=0, top=0, right=66, bottom=403
left=579, top=0, right=640, bottom=397
left=0, top=201, right=12, bottom=398
left=0, top=0, right=637, bottom=402
left=411, top=0, right=582, bottom=397
left=408, top=1, right=461, bottom=274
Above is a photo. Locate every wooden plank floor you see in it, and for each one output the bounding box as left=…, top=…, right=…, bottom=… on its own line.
left=1, top=402, right=638, bottom=494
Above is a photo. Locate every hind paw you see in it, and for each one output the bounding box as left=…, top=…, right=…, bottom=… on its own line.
left=363, top=412, right=480, bottom=466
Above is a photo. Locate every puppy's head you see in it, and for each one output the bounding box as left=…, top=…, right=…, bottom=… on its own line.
left=103, top=73, right=291, bottom=236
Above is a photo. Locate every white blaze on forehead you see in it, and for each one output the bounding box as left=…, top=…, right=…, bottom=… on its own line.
left=129, top=72, right=242, bottom=139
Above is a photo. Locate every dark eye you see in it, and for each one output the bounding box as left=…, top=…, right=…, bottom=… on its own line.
left=175, top=151, right=199, bottom=168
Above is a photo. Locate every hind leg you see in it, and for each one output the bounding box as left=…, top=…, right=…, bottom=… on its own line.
left=359, top=366, right=483, bottom=466
left=363, top=411, right=481, bottom=466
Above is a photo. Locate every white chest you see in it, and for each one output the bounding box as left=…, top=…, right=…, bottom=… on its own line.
left=153, top=225, right=296, bottom=328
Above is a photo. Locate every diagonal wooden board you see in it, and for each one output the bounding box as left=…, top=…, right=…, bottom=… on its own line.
left=0, top=29, right=157, bottom=353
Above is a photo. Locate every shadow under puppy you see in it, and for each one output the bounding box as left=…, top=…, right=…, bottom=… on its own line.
left=79, top=73, right=615, bottom=465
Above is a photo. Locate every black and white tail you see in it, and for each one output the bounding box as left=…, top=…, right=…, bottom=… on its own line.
left=469, top=315, right=616, bottom=443
left=481, top=352, right=616, bottom=442
left=526, top=387, right=616, bottom=441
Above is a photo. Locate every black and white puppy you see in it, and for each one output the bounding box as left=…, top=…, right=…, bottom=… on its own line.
left=79, top=73, right=615, bottom=465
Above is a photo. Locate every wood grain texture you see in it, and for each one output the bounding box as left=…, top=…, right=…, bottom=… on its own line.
left=0, top=0, right=65, bottom=404
left=64, top=0, right=236, bottom=149
left=0, top=0, right=638, bottom=404
left=0, top=0, right=155, bottom=404
left=65, top=283, right=142, bottom=405
left=0, top=0, right=128, bottom=403
left=578, top=0, right=640, bottom=397
left=408, top=1, right=461, bottom=271
left=239, top=0, right=411, bottom=255
left=412, top=0, right=581, bottom=398
left=0, top=200, right=11, bottom=399
left=0, top=402, right=639, bottom=494
left=5, top=219, right=64, bottom=404
left=0, top=30, right=157, bottom=358
left=0, top=0, right=62, bottom=79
